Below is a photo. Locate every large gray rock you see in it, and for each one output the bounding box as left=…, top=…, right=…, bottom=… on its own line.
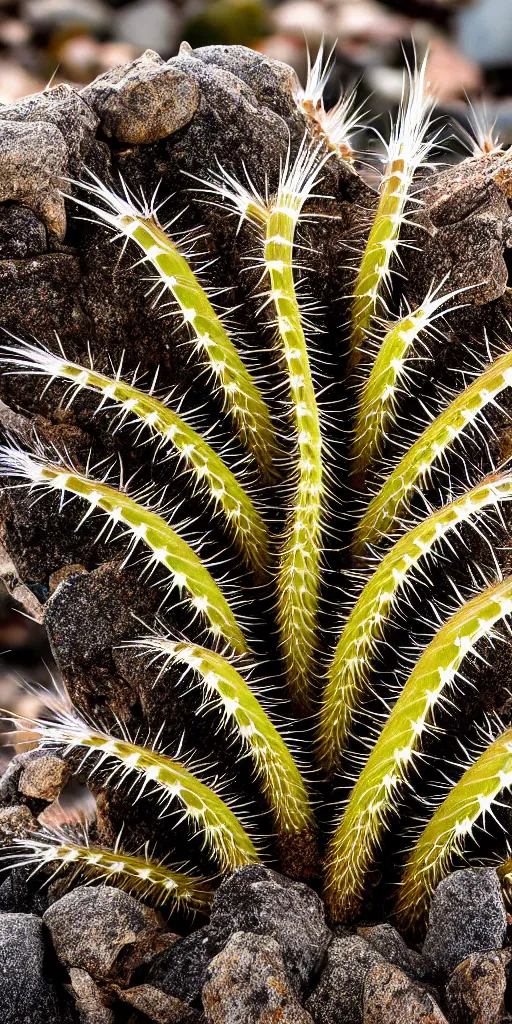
left=422, top=868, right=507, bottom=976
left=305, top=933, right=384, bottom=1024
left=43, top=884, right=164, bottom=982
left=0, top=912, right=69, bottom=1023
left=202, top=931, right=314, bottom=1024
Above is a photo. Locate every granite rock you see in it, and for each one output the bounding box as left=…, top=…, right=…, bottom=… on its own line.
left=444, top=949, right=512, bottom=1024
left=305, top=933, right=384, bottom=1024
left=0, top=912, right=70, bottom=1023
left=359, top=924, right=432, bottom=983
left=422, top=869, right=507, bottom=976
left=363, top=962, right=448, bottom=1024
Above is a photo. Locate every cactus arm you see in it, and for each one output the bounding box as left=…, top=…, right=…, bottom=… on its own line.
left=349, top=58, right=434, bottom=368
left=324, top=575, right=512, bottom=924
left=0, top=447, right=247, bottom=653
left=351, top=286, right=463, bottom=484
left=27, top=711, right=259, bottom=872
left=70, top=175, right=278, bottom=483
left=318, top=473, right=512, bottom=775
left=7, top=827, right=213, bottom=912
left=395, top=726, right=512, bottom=934
left=1, top=341, right=269, bottom=579
left=136, top=637, right=315, bottom=837
left=354, top=349, right=512, bottom=553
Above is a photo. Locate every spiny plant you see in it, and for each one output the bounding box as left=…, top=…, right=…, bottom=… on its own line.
left=2, top=46, right=512, bottom=938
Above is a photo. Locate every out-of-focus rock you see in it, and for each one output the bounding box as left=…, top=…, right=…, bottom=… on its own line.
left=363, top=962, right=448, bottom=1024
left=202, top=930, right=314, bottom=1024
left=444, top=949, right=512, bottom=1024
left=422, top=868, right=507, bottom=976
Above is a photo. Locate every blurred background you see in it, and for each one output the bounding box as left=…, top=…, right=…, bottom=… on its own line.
left=1, top=0, right=511, bottom=768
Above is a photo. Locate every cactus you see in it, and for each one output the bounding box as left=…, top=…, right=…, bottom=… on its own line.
left=1, top=43, right=512, bottom=935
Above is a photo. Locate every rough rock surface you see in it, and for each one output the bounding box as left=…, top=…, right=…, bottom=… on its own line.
left=358, top=924, right=432, bottom=983
left=305, top=933, right=384, bottom=1024
left=113, top=983, right=204, bottom=1023
left=0, top=119, right=69, bottom=239
left=148, top=866, right=330, bottom=1002
left=69, top=967, right=115, bottom=1024
left=0, top=802, right=39, bottom=843
left=0, top=912, right=69, bottom=1023
left=43, top=884, right=164, bottom=982
left=202, top=931, right=314, bottom=1024
left=444, top=949, right=512, bottom=1024
left=362, top=962, right=448, bottom=1024
left=19, top=752, right=71, bottom=801
left=422, top=869, right=507, bottom=976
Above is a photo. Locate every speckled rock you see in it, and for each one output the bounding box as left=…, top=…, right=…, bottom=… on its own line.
left=0, top=802, right=38, bottom=843
left=444, top=949, right=512, bottom=1024
left=305, top=933, right=384, bottom=1024
left=422, top=869, right=507, bottom=976
left=19, top=753, right=71, bottom=801
left=363, top=962, right=448, bottom=1024
left=82, top=49, right=200, bottom=144
left=0, top=84, right=98, bottom=177
left=43, top=885, right=164, bottom=983
left=113, top=983, right=204, bottom=1023
left=147, top=926, right=219, bottom=1005
left=0, top=912, right=69, bottom=1023
left=0, top=204, right=47, bottom=259
left=202, top=931, right=314, bottom=1024
left=0, top=119, right=68, bottom=239
left=359, top=924, right=432, bottom=983
left=69, top=968, right=115, bottom=1024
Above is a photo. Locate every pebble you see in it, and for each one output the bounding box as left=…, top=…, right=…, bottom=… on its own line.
left=43, top=885, right=164, bottom=983
left=202, top=930, right=314, bottom=1024
left=69, top=967, right=115, bottom=1024
left=422, top=869, right=507, bottom=976
left=147, top=925, right=222, bottom=1005
left=0, top=912, right=69, bottom=1023
left=19, top=753, right=71, bottom=802
left=445, top=949, right=512, bottom=1024
left=305, top=933, right=384, bottom=1024
left=358, top=923, right=432, bottom=982
left=0, top=802, right=38, bottom=843
left=363, top=962, right=448, bottom=1024
left=113, top=983, right=204, bottom=1023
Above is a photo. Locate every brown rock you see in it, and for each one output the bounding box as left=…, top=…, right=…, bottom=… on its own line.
left=69, top=967, right=115, bottom=1024
left=82, top=49, right=199, bottom=144
left=445, top=950, right=512, bottom=1024
left=0, top=803, right=38, bottom=845
left=113, top=983, right=203, bottom=1023
left=363, top=962, right=448, bottom=1024
left=0, top=119, right=68, bottom=238
left=202, top=930, right=314, bottom=1024
left=19, top=753, right=71, bottom=802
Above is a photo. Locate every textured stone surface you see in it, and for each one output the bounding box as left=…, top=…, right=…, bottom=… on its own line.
left=0, top=912, right=68, bottom=1023
left=19, top=752, right=71, bottom=801
left=43, top=885, right=163, bottom=982
left=0, top=83, right=98, bottom=176
left=113, top=983, right=204, bottom=1023
left=82, top=49, right=200, bottom=143
left=202, top=931, right=314, bottom=1024
left=444, top=949, right=512, bottom=1024
left=0, top=119, right=68, bottom=238
left=69, top=967, right=115, bottom=1024
left=363, top=962, right=448, bottom=1024
left=359, top=924, right=432, bottom=982
left=305, top=933, right=384, bottom=1024
left=0, top=802, right=38, bottom=843
left=147, top=925, right=221, bottom=1005
left=422, top=869, right=507, bottom=975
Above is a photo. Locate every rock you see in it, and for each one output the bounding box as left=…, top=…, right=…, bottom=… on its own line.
left=43, top=885, right=164, bottom=983
left=0, top=204, right=47, bottom=259
left=19, top=753, right=71, bottom=802
left=422, top=869, right=507, bottom=976
left=209, top=866, right=330, bottom=998
left=113, top=983, right=203, bottom=1023
left=445, top=950, right=512, bottom=1024
left=363, top=962, right=448, bottom=1024
left=147, top=925, right=220, bottom=1005
left=69, top=968, right=115, bottom=1024
left=305, top=933, right=384, bottom=1024
left=0, top=912, right=67, bottom=1022
left=0, top=84, right=98, bottom=177
left=358, top=924, right=433, bottom=982
left=82, top=49, right=200, bottom=144
left=0, top=802, right=38, bottom=843
left=202, top=931, right=314, bottom=1024
left=0, top=119, right=68, bottom=239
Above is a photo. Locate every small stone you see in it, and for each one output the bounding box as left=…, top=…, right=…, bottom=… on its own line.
left=445, top=950, right=512, bottom=1024
left=305, top=933, right=384, bottom=1024
left=0, top=912, right=67, bottom=1022
left=0, top=803, right=39, bottom=844
left=0, top=119, right=68, bottom=239
left=359, top=924, right=433, bottom=982
left=147, top=926, right=223, bottom=1005
left=422, top=869, right=507, bottom=976
left=69, top=968, right=115, bottom=1024
left=19, top=753, right=71, bottom=802
left=113, top=983, right=203, bottom=1023
left=363, top=962, right=448, bottom=1024
left=82, top=49, right=199, bottom=144
left=0, top=203, right=47, bottom=259
left=202, top=931, right=314, bottom=1024
left=208, top=865, right=330, bottom=998
left=43, top=885, right=164, bottom=983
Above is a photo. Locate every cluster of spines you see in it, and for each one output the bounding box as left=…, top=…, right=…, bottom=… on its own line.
left=5, top=824, right=213, bottom=913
